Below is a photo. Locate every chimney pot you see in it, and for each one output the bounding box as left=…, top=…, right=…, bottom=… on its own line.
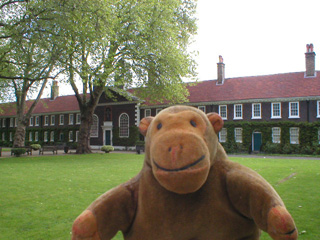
left=51, top=81, right=59, bottom=100
left=217, top=55, right=225, bottom=85
left=305, top=43, right=316, bottom=77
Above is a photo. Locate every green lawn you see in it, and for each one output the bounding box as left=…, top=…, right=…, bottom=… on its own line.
left=0, top=153, right=319, bottom=240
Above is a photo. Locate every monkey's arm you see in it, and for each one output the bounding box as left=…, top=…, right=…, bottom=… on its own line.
left=226, top=163, right=297, bottom=240
left=72, top=178, right=139, bottom=240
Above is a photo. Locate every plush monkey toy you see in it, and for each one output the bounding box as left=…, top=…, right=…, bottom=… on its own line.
left=72, top=105, right=297, bottom=240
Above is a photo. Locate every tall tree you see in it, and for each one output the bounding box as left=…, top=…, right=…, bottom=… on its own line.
left=0, top=0, right=58, bottom=146
left=54, top=0, right=198, bottom=153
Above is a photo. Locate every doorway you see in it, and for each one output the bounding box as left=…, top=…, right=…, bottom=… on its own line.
left=253, top=132, right=262, bottom=152
left=105, top=130, right=111, bottom=145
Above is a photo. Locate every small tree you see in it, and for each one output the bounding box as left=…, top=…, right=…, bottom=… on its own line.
left=0, top=0, right=59, bottom=147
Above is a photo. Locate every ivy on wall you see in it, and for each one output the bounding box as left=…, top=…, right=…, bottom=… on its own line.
left=112, top=126, right=140, bottom=147
left=220, top=121, right=320, bottom=155
left=0, top=127, right=79, bottom=147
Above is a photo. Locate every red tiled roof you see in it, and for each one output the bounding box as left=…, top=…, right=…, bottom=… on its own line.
left=139, top=71, right=320, bottom=106
left=187, top=71, right=320, bottom=103
left=0, top=95, right=80, bottom=117
left=1, top=71, right=320, bottom=116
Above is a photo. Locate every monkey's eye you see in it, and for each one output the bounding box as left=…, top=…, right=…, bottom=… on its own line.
left=157, top=123, right=162, bottom=130
left=190, top=120, right=197, bottom=127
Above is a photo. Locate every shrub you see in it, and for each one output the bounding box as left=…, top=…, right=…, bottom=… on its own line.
left=30, top=144, right=41, bottom=150
left=263, top=142, right=281, bottom=154
left=101, top=145, right=114, bottom=153
left=135, top=140, right=145, bottom=147
left=12, top=148, right=26, bottom=157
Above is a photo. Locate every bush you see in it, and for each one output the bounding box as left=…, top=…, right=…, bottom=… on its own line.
left=30, top=144, right=41, bottom=150
left=12, top=148, right=26, bottom=157
left=135, top=140, right=145, bottom=147
left=101, top=145, right=114, bottom=153
left=263, top=142, right=281, bottom=154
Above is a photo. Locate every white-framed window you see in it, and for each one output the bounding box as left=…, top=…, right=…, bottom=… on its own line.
left=14, top=118, right=17, bottom=127
left=272, top=127, right=281, bottom=143
left=198, top=106, right=206, bottom=113
left=51, top=115, right=55, bottom=126
left=317, top=101, right=320, bottom=118
left=29, top=132, right=33, bottom=141
left=235, top=128, right=243, bottom=143
left=69, top=114, right=74, bottom=125
left=69, top=131, right=74, bottom=142
left=44, top=116, right=49, bottom=126
left=290, top=127, right=299, bottom=144
left=2, top=132, right=5, bottom=141
left=145, top=109, right=151, bottom=117
left=119, top=113, right=129, bottom=138
left=234, top=104, right=243, bottom=120
left=271, top=102, right=281, bottom=119
left=10, top=118, right=14, bottom=127
left=289, top=102, right=299, bottom=118
left=9, top=132, right=13, bottom=142
left=252, top=103, right=261, bottom=119
left=35, top=131, right=39, bottom=142
left=2, top=119, right=5, bottom=128
left=90, top=114, right=99, bottom=138
left=29, top=117, right=33, bottom=126
left=156, top=109, right=162, bottom=115
left=44, top=131, right=48, bottom=142
left=76, top=131, right=79, bottom=142
left=219, top=128, right=227, bottom=143
left=219, top=105, right=227, bottom=120
left=35, top=116, right=39, bottom=126
left=76, top=113, right=81, bottom=124
left=50, top=131, right=54, bottom=142
left=59, top=114, right=64, bottom=125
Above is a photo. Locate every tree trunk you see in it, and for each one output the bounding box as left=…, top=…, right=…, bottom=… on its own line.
left=76, top=109, right=94, bottom=154
left=13, top=123, right=26, bottom=147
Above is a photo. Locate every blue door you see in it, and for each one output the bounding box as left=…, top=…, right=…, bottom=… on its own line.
left=253, top=132, right=262, bottom=151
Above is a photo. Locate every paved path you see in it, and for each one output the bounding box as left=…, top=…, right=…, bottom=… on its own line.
left=1, top=149, right=320, bottom=160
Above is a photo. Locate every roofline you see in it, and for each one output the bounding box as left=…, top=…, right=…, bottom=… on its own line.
left=140, top=96, right=320, bottom=109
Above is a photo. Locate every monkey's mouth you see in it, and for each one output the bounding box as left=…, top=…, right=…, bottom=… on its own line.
left=153, top=155, right=205, bottom=172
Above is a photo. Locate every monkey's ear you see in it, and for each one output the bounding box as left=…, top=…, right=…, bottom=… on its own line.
left=139, top=117, right=154, bottom=136
left=207, top=113, right=224, bottom=133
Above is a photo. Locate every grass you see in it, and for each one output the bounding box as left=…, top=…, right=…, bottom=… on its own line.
left=0, top=153, right=319, bottom=240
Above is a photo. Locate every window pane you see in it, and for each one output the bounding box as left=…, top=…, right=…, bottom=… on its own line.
left=253, top=104, right=261, bottom=118
left=219, top=128, right=227, bottom=142
left=235, top=105, right=242, bottom=118
left=145, top=109, right=151, bottom=117
left=90, top=115, right=99, bottom=137
left=290, top=128, right=299, bottom=144
left=235, top=128, right=242, bottom=143
left=219, top=105, right=227, bottom=119
left=272, top=127, right=281, bottom=143
left=119, top=113, right=129, bottom=137
left=290, top=102, right=299, bottom=117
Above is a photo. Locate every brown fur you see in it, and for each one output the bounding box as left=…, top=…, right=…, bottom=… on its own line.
left=72, top=105, right=297, bottom=240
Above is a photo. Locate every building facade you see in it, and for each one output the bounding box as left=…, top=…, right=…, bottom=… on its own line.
left=1, top=44, right=320, bottom=152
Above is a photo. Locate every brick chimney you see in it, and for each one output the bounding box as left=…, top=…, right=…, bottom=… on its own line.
left=217, top=55, right=225, bottom=85
left=51, top=81, right=59, bottom=100
left=305, top=43, right=316, bottom=77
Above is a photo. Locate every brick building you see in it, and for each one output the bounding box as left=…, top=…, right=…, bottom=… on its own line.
left=1, top=44, right=320, bottom=152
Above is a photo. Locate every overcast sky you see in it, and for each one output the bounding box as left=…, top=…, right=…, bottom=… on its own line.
left=51, top=0, right=320, bottom=97
left=192, top=0, right=320, bottom=81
